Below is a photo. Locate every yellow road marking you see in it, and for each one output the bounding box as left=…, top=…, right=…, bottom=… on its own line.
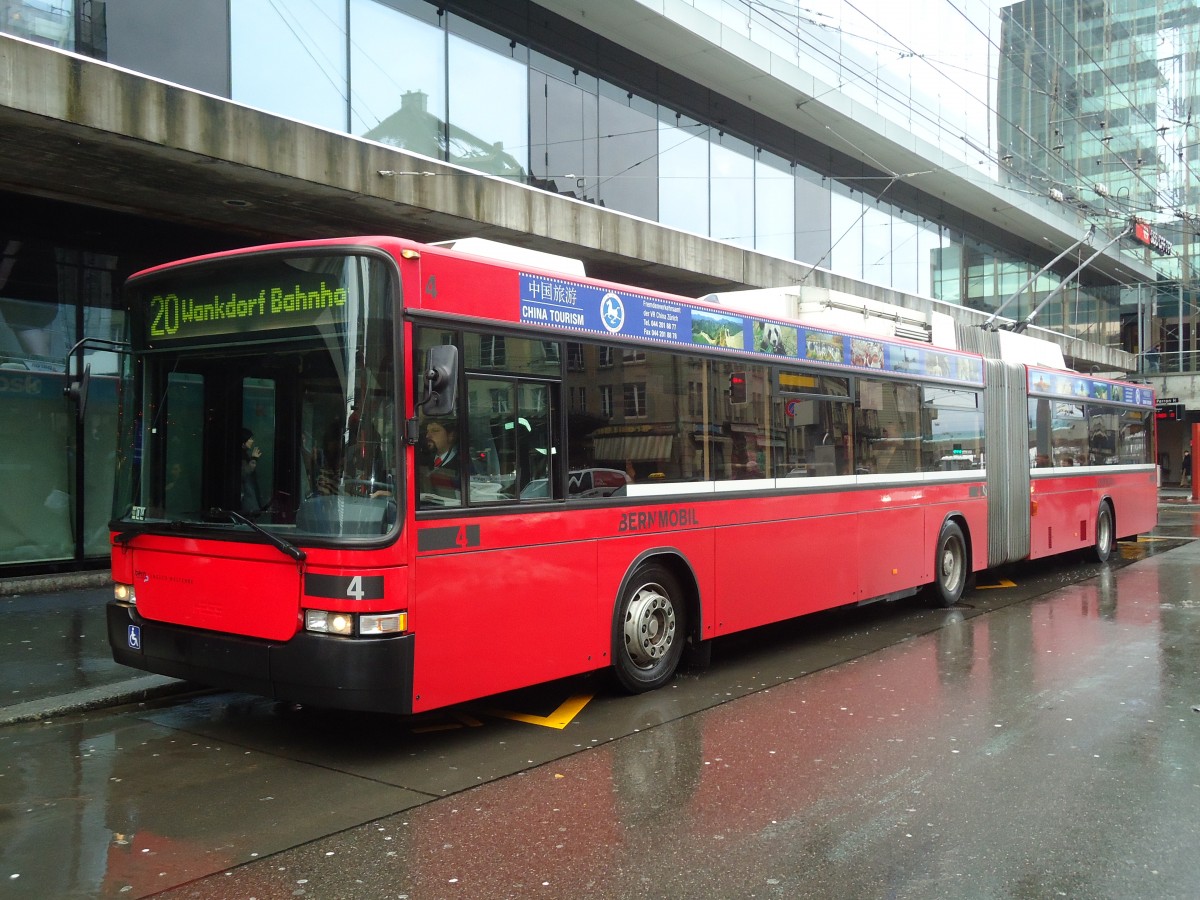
left=489, top=693, right=593, bottom=729
left=975, top=578, right=1017, bottom=590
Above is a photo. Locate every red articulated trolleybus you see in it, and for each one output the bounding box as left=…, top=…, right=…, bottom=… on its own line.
left=106, top=236, right=1159, bottom=714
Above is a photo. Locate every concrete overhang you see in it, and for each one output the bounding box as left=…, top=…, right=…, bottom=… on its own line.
left=0, top=33, right=1136, bottom=374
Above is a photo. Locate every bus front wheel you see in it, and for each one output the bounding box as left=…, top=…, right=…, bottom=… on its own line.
left=1093, top=502, right=1114, bottom=563
left=613, top=563, right=686, bottom=693
left=930, top=520, right=968, bottom=608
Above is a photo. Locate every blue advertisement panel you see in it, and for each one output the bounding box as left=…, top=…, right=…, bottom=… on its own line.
left=520, top=273, right=985, bottom=386
left=519, top=274, right=693, bottom=345
left=1027, top=367, right=1155, bottom=408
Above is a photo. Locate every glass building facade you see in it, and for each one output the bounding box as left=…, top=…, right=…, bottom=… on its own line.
left=0, top=192, right=232, bottom=571
left=1, top=0, right=1186, bottom=569
left=998, top=0, right=1200, bottom=372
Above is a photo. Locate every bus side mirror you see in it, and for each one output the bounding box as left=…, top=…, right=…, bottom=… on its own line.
left=418, top=345, right=458, bottom=416
left=61, top=337, right=127, bottom=424
left=64, top=363, right=92, bottom=423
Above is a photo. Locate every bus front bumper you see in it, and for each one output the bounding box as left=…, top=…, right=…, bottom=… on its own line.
left=106, top=602, right=415, bottom=715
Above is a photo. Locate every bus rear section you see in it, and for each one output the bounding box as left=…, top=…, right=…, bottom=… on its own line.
left=974, top=358, right=1158, bottom=568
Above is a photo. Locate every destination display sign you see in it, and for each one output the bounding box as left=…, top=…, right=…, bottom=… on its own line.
left=519, top=272, right=985, bottom=386
left=137, top=258, right=354, bottom=345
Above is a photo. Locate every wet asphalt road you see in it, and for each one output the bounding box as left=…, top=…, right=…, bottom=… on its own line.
left=1, top=503, right=1199, bottom=898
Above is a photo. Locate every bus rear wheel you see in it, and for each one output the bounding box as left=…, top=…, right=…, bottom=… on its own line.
left=929, top=520, right=968, bottom=608
left=1093, top=501, right=1114, bottom=563
left=613, top=563, right=686, bottom=693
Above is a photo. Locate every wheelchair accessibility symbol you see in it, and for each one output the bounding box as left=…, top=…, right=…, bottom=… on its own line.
left=127, top=625, right=141, bottom=651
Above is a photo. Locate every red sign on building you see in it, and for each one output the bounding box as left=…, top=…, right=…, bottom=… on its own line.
left=1132, top=221, right=1173, bottom=255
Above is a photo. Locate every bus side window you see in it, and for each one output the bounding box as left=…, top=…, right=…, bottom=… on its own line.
left=463, top=377, right=557, bottom=503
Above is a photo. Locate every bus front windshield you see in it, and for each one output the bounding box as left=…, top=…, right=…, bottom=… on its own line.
left=112, top=252, right=398, bottom=541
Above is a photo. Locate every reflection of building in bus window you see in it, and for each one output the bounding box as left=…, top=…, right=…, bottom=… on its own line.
left=875, top=444, right=899, bottom=473
left=872, top=430, right=904, bottom=473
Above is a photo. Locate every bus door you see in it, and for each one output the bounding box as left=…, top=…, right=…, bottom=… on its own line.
left=411, top=330, right=593, bottom=709
left=149, top=360, right=282, bottom=521
left=125, top=357, right=310, bottom=642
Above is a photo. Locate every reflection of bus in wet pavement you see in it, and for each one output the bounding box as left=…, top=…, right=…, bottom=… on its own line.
left=378, top=566, right=1173, bottom=897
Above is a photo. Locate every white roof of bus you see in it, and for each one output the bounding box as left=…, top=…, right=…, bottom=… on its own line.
left=432, top=237, right=586, bottom=277
left=704, top=284, right=1065, bottom=368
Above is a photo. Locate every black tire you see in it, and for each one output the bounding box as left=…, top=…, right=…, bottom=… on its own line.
left=613, top=563, right=686, bottom=693
left=1093, top=501, right=1114, bottom=563
left=930, top=520, right=968, bottom=608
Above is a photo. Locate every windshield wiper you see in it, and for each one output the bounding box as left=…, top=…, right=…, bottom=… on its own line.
left=209, top=508, right=307, bottom=563
left=113, top=519, right=223, bottom=544
left=112, top=527, right=142, bottom=545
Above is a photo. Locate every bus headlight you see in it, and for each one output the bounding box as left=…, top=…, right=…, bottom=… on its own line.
left=304, top=610, right=408, bottom=636
left=304, top=610, right=354, bottom=636
left=360, top=612, right=407, bottom=635
left=114, top=583, right=136, bottom=605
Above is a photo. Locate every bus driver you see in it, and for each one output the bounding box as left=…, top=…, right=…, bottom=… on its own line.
left=423, top=418, right=461, bottom=500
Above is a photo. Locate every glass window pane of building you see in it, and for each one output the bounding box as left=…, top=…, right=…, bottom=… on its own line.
left=829, top=185, right=863, bottom=279
left=659, top=112, right=709, bottom=233
left=710, top=134, right=754, bottom=248
left=3, top=0, right=74, bottom=47
left=795, top=167, right=832, bottom=266
left=351, top=0, right=445, bottom=152
left=231, top=0, right=347, bottom=132
left=447, top=23, right=528, bottom=180
left=862, top=200, right=892, bottom=287
left=915, top=220, right=945, bottom=300
left=0, top=237, right=127, bottom=565
left=888, top=209, right=916, bottom=295
left=529, top=63, right=599, bottom=201
left=596, top=84, right=658, bottom=220
left=104, top=1, right=229, bottom=95
left=755, top=150, right=795, bottom=260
